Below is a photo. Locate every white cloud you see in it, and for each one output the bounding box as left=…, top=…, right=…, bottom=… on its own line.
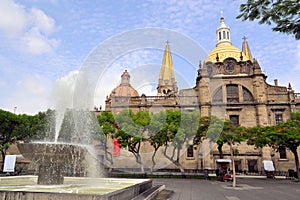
left=17, top=74, right=48, bottom=94
left=22, top=27, right=58, bottom=54
left=0, top=0, right=58, bottom=55
left=2, top=74, right=53, bottom=114
left=29, top=8, right=55, bottom=35
left=0, top=0, right=26, bottom=37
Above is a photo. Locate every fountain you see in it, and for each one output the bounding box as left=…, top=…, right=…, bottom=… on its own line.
left=0, top=112, right=152, bottom=200
left=0, top=131, right=154, bottom=199
left=17, top=142, right=87, bottom=185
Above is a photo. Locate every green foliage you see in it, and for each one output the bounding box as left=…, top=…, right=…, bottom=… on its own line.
left=246, top=112, right=300, bottom=150
left=194, top=116, right=211, bottom=145
left=115, top=110, right=149, bottom=154
left=97, top=111, right=115, bottom=140
left=237, top=0, right=300, bottom=39
left=206, top=117, right=246, bottom=158
left=0, top=109, right=53, bottom=164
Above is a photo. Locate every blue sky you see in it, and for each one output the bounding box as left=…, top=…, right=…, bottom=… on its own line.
left=0, top=0, right=299, bottom=114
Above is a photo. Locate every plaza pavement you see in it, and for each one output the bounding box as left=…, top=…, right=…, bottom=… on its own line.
left=152, top=177, right=300, bottom=200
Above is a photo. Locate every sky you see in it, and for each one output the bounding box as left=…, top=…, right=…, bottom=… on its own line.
left=0, top=0, right=299, bottom=115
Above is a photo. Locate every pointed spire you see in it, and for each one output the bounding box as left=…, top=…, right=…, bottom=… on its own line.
left=288, top=83, right=292, bottom=91
left=242, top=36, right=253, bottom=61
left=157, top=41, right=178, bottom=96
left=216, top=17, right=231, bottom=46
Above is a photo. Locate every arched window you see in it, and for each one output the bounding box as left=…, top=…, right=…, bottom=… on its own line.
left=226, top=85, right=239, bottom=102
left=212, top=87, right=223, bottom=102
left=242, top=87, right=254, bottom=102
left=219, top=32, right=221, bottom=40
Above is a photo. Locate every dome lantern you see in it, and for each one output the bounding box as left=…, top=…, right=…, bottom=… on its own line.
left=216, top=17, right=231, bottom=46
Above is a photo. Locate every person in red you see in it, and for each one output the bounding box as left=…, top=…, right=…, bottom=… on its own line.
left=113, top=138, right=120, bottom=156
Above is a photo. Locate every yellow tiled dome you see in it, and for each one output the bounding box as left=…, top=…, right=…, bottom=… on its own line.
left=205, top=43, right=249, bottom=63
left=205, top=17, right=252, bottom=63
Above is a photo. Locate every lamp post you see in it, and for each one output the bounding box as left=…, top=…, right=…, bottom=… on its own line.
left=14, top=106, right=17, bottom=114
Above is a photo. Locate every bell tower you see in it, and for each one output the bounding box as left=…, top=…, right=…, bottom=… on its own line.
left=157, top=41, right=178, bottom=96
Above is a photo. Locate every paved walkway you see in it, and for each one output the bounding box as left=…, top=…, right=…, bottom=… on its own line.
left=152, top=177, right=300, bottom=200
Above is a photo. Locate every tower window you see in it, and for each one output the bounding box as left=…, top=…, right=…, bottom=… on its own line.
left=227, top=31, right=229, bottom=40
left=223, top=31, right=226, bottom=39
left=226, top=85, right=239, bottom=102
left=219, top=32, right=221, bottom=40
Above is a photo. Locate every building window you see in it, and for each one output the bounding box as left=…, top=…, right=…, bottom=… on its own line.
left=230, top=115, right=239, bottom=126
left=219, top=32, right=221, bottom=40
left=243, top=87, right=254, bottom=102
left=212, top=87, right=223, bottom=102
left=223, top=31, right=226, bottom=39
left=226, top=85, right=239, bottom=102
left=187, top=145, right=194, bottom=157
left=279, top=146, right=286, bottom=159
left=225, top=62, right=235, bottom=73
left=227, top=31, right=229, bottom=40
left=275, top=114, right=283, bottom=125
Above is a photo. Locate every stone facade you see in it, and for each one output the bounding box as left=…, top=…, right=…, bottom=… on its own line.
left=104, top=17, right=300, bottom=173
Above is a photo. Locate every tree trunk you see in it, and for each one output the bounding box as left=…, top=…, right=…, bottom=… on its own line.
left=1, top=150, right=5, bottom=171
left=291, top=148, right=300, bottom=182
left=229, top=142, right=236, bottom=188
left=163, top=146, right=184, bottom=172
left=135, top=153, right=144, bottom=173
left=218, top=144, right=223, bottom=159
left=151, top=149, right=158, bottom=172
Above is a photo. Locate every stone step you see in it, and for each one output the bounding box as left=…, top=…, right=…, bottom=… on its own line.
left=132, top=185, right=166, bottom=200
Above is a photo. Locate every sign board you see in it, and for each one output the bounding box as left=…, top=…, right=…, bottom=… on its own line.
left=3, top=155, right=17, bottom=172
left=216, top=159, right=231, bottom=163
left=263, top=160, right=275, bottom=171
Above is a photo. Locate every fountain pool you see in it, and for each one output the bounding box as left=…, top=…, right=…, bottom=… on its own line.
left=0, top=176, right=152, bottom=199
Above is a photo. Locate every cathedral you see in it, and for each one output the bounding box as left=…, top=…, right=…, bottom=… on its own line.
left=104, top=17, right=300, bottom=173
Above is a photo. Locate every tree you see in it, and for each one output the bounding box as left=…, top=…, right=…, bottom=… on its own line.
left=26, top=109, right=56, bottom=142
left=97, top=111, right=115, bottom=165
left=115, top=110, right=150, bottom=172
left=0, top=109, right=50, bottom=169
left=237, top=0, right=300, bottom=40
left=207, top=118, right=246, bottom=187
left=160, top=110, right=183, bottom=171
left=0, top=110, right=21, bottom=168
left=193, top=116, right=211, bottom=146
left=246, top=112, right=300, bottom=181
left=147, top=111, right=168, bottom=171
